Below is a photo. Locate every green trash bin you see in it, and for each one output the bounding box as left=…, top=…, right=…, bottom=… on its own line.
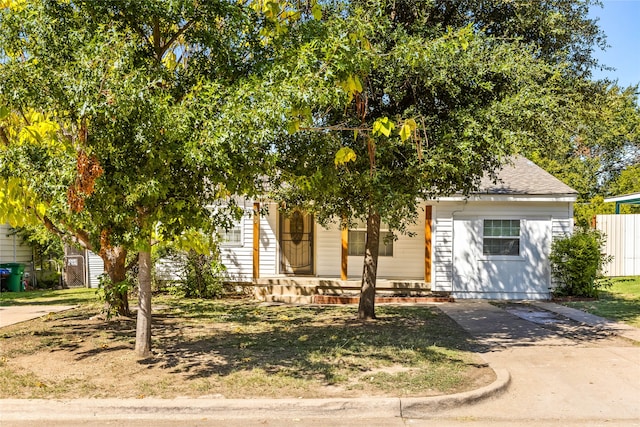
left=0, top=263, right=25, bottom=292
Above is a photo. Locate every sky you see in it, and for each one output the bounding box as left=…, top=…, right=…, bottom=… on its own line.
left=588, top=0, right=640, bottom=88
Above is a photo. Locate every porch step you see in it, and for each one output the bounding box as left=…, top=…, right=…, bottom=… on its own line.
left=253, top=277, right=449, bottom=304
left=313, top=294, right=454, bottom=304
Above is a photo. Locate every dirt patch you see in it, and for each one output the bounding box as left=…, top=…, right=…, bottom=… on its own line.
left=0, top=299, right=495, bottom=399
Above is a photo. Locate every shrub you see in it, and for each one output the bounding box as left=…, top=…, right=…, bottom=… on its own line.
left=550, top=228, right=613, bottom=298
left=96, top=274, right=131, bottom=319
left=181, top=250, right=228, bottom=299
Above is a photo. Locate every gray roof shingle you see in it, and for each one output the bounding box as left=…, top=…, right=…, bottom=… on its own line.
left=476, top=156, right=577, bottom=195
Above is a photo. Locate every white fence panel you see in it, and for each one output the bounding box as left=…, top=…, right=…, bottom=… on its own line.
left=596, top=214, right=640, bottom=276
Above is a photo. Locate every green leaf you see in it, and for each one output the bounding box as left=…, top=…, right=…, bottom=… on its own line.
left=287, top=120, right=300, bottom=134
left=372, top=117, right=394, bottom=137
left=0, top=106, right=9, bottom=120
left=334, top=147, right=356, bottom=166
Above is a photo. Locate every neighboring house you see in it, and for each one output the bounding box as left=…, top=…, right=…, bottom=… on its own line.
left=596, top=192, right=640, bottom=277
left=0, top=223, right=34, bottom=285
left=219, top=156, right=577, bottom=301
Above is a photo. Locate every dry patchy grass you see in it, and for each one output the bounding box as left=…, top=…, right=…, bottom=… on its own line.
left=0, top=293, right=494, bottom=399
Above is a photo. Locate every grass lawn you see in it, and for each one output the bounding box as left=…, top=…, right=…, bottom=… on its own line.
left=0, top=290, right=493, bottom=399
left=0, top=287, right=99, bottom=307
left=562, top=276, right=640, bottom=328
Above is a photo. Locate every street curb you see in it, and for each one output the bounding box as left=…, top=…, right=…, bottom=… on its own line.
left=400, top=368, right=511, bottom=418
left=0, top=368, right=509, bottom=421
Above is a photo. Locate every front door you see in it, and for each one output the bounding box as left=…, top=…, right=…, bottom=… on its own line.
left=279, top=210, right=314, bottom=275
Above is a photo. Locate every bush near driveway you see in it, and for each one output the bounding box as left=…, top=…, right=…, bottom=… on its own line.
left=550, top=228, right=612, bottom=298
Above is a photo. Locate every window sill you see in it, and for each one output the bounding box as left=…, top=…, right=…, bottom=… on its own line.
left=479, top=255, right=524, bottom=262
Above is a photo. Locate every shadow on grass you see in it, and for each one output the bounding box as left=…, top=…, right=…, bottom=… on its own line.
left=67, top=302, right=483, bottom=385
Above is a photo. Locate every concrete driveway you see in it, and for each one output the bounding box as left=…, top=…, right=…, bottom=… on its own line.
left=0, top=305, right=76, bottom=327
left=435, top=301, right=640, bottom=425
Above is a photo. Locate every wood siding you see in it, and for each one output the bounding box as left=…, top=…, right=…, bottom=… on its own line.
left=86, top=250, right=104, bottom=288
left=432, top=200, right=574, bottom=298
left=0, top=224, right=32, bottom=265
left=315, top=219, right=342, bottom=277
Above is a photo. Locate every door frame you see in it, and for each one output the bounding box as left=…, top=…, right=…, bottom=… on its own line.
left=278, top=210, right=314, bottom=275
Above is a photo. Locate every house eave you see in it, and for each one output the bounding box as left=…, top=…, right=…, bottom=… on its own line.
left=433, top=194, right=578, bottom=203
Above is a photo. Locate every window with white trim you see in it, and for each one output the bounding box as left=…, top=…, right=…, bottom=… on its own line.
left=483, top=219, right=520, bottom=256
left=218, top=220, right=243, bottom=247
left=348, top=220, right=394, bottom=257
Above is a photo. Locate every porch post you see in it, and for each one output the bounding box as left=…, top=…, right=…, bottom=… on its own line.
left=253, top=202, right=260, bottom=280
left=341, top=218, right=348, bottom=281
left=425, top=205, right=432, bottom=283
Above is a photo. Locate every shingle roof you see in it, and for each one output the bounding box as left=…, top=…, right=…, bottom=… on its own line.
left=476, top=156, right=577, bottom=195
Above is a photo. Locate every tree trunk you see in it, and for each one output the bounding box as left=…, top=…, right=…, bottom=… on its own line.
left=101, top=245, right=130, bottom=316
left=135, top=249, right=152, bottom=357
left=358, top=209, right=381, bottom=320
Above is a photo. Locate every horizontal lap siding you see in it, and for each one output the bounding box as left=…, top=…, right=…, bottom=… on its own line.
left=432, top=201, right=573, bottom=294
left=434, top=212, right=453, bottom=292
left=597, top=214, right=640, bottom=277
left=222, top=211, right=256, bottom=281
left=87, top=250, right=104, bottom=288
left=259, top=204, right=278, bottom=277
left=0, top=224, right=32, bottom=264
left=315, top=220, right=342, bottom=277
left=344, top=214, right=425, bottom=280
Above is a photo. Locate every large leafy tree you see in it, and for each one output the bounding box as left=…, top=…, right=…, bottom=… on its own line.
left=268, top=0, right=634, bottom=319
left=0, top=0, right=272, bottom=355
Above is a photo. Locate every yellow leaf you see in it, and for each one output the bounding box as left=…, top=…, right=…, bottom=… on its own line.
left=353, top=75, right=363, bottom=93
left=35, top=203, right=46, bottom=218
left=399, top=118, right=417, bottom=142
left=372, top=117, right=394, bottom=137
left=311, top=3, right=322, bottom=20
left=334, top=147, right=356, bottom=166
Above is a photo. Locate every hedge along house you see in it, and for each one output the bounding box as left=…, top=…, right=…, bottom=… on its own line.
left=219, top=156, right=577, bottom=302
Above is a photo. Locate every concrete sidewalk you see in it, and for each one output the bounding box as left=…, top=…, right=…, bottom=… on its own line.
left=0, top=305, right=76, bottom=328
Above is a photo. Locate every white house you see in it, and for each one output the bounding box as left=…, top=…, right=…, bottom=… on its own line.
left=0, top=223, right=34, bottom=289
left=218, top=156, right=577, bottom=301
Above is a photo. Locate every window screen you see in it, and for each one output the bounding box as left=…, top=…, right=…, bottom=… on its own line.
left=219, top=221, right=243, bottom=246
left=348, top=230, right=394, bottom=257
left=483, top=219, right=520, bottom=256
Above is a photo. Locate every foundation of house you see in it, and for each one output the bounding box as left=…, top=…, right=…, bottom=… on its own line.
left=252, top=277, right=453, bottom=304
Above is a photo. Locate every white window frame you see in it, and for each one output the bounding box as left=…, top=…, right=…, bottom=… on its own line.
left=348, top=220, right=394, bottom=257
left=482, top=219, right=521, bottom=258
left=218, top=216, right=247, bottom=248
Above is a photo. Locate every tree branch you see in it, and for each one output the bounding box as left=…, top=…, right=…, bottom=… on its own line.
left=161, top=18, right=197, bottom=59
